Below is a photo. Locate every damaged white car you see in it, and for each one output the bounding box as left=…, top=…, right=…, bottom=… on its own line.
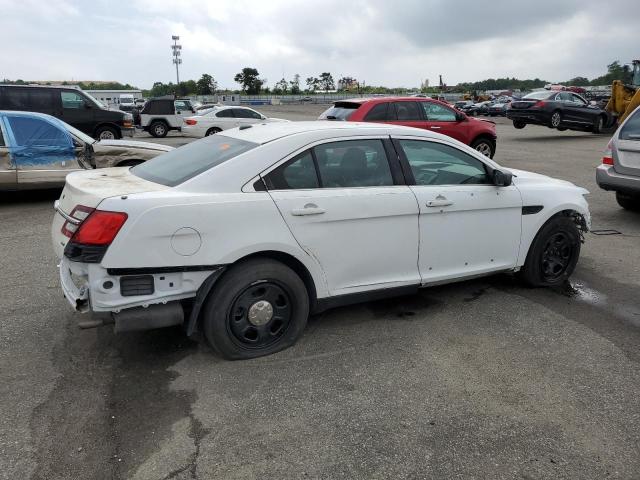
left=52, top=122, right=590, bottom=359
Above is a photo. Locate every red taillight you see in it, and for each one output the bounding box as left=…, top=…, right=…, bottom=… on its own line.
left=61, top=205, right=94, bottom=238
left=71, top=210, right=128, bottom=245
left=602, top=140, right=614, bottom=165
left=185, top=119, right=197, bottom=125
left=533, top=100, right=547, bottom=108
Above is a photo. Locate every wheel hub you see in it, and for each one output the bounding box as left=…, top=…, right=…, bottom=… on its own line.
left=247, top=300, right=274, bottom=326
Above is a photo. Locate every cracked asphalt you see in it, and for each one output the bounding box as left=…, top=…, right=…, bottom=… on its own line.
left=1, top=107, right=639, bottom=479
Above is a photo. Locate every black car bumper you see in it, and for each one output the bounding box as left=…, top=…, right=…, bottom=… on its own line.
left=506, top=110, right=551, bottom=125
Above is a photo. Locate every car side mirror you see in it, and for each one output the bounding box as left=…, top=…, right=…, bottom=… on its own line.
left=455, top=112, right=466, bottom=122
left=493, top=169, right=513, bottom=187
left=84, top=103, right=92, bottom=109
left=191, top=109, right=196, bottom=113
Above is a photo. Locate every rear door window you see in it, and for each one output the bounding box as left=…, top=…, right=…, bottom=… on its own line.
left=131, top=134, right=257, bottom=186
left=216, top=109, right=235, bottom=118
left=392, top=102, right=422, bottom=121
left=4, top=88, right=30, bottom=109
left=620, top=109, right=640, bottom=141
left=363, top=103, right=391, bottom=121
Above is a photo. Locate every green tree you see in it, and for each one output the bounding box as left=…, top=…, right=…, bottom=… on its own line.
left=305, top=76, right=319, bottom=92
left=319, top=72, right=335, bottom=92
left=289, top=74, right=301, bottom=94
left=274, top=78, right=288, bottom=94
left=234, top=67, right=264, bottom=94
left=196, top=74, right=217, bottom=95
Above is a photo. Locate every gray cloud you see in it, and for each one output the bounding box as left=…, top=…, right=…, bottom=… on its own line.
left=0, top=0, right=637, bottom=89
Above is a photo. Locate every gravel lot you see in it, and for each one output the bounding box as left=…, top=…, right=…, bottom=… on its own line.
left=1, top=105, right=639, bottom=480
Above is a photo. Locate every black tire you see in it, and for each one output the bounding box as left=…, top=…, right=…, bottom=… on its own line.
left=202, top=259, right=309, bottom=360
left=205, top=127, right=222, bottom=136
left=117, top=160, right=143, bottom=167
left=549, top=110, right=562, bottom=128
left=95, top=126, right=119, bottom=140
left=592, top=115, right=605, bottom=134
left=471, top=137, right=495, bottom=158
left=149, top=121, right=168, bottom=138
left=513, top=120, right=526, bottom=129
left=616, top=192, right=640, bottom=211
left=519, top=216, right=581, bottom=287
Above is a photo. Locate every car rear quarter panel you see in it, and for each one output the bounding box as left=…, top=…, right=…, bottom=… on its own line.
left=98, top=190, right=330, bottom=298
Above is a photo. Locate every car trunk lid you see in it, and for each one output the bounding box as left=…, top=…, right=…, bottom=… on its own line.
left=511, top=100, right=538, bottom=109
left=52, top=167, right=168, bottom=257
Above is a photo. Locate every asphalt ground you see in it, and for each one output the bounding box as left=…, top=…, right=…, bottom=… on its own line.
left=1, top=106, right=639, bottom=480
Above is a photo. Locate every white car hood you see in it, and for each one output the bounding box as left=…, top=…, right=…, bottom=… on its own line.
left=509, top=168, right=589, bottom=194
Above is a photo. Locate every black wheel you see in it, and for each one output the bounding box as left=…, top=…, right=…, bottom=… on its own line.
left=205, top=127, right=222, bottom=136
left=471, top=137, right=495, bottom=158
left=592, top=115, right=605, bottom=134
left=519, top=216, right=581, bottom=287
left=549, top=110, right=562, bottom=128
left=513, top=120, right=526, bottom=129
left=149, top=121, right=168, bottom=138
left=95, top=126, right=119, bottom=140
left=616, top=192, right=640, bottom=211
left=202, top=259, right=309, bottom=360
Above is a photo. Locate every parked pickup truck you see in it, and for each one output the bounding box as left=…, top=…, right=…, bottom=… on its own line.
left=0, top=111, right=173, bottom=190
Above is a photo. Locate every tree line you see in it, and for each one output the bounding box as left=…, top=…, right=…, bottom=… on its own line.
left=2, top=60, right=634, bottom=97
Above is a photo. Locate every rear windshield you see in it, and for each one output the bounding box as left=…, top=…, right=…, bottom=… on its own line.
left=620, top=108, right=640, bottom=141
left=131, top=135, right=258, bottom=187
left=523, top=91, right=552, bottom=100
left=318, top=102, right=361, bottom=121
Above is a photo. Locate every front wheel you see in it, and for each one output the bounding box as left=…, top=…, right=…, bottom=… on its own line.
left=202, top=259, right=309, bottom=360
left=471, top=138, right=495, bottom=158
left=519, top=216, right=581, bottom=287
left=96, top=126, right=118, bottom=140
left=513, top=120, right=526, bottom=129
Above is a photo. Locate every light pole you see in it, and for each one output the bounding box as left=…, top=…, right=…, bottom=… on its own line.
left=171, top=35, right=182, bottom=87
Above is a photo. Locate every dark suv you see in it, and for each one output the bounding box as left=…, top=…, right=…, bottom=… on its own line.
left=0, top=85, right=134, bottom=140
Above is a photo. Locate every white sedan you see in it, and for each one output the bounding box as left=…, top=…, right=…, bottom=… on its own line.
left=52, top=122, right=590, bottom=359
left=182, top=106, right=288, bottom=137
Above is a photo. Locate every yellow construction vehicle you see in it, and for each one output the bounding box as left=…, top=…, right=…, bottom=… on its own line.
left=605, top=59, right=640, bottom=124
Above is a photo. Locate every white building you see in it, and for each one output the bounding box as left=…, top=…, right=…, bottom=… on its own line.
left=84, top=89, right=143, bottom=107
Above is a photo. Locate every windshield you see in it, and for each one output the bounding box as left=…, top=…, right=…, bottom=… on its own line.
left=82, top=91, right=107, bottom=109
left=120, top=98, right=134, bottom=104
left=318, top=103, right=360, bottom=121
left=131, top=134, right=258, bottom=187
left=65, top=123, right=95, bottom=144
left=523, top=91, right=552, bottom=100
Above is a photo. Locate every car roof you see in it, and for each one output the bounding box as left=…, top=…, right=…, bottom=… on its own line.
left=219, top=120, right=443, bottom=145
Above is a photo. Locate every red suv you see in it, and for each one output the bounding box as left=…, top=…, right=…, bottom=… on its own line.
left=319, top=97, right=497, bottom=157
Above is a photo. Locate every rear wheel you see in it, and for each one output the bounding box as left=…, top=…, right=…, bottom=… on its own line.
left=519, top=216, right=581, bottom=287
left=471, top=137, right=495, bottom=158
left=205, top=127, right=222, bottom=136
left=202, top=259, right=309, bottom=360
left=550, top=110, right=562, bottom=128
left=149, top=121, right=168, bottom=138
left=592, top=115, right=605, bottom=134
left=96, top=126, right=118, bottom=140
left=616, top=192, right=640, bottom=211
left=513, top=120, right=526, bottom=129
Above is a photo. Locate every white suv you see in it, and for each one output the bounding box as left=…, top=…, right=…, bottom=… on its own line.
left=52, top=122, right=590, bottom=359
left=138, top=98, right=196, bottom=137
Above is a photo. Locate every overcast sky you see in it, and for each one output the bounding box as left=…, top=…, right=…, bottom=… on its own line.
left=1, top=0, right=638, bottom=89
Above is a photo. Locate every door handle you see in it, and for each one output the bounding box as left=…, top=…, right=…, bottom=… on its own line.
left=430, top=126, right=441, bottom=129
left=291, top=203, right=326, bottom=216
left=426, top=199, right=453, bottom=207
